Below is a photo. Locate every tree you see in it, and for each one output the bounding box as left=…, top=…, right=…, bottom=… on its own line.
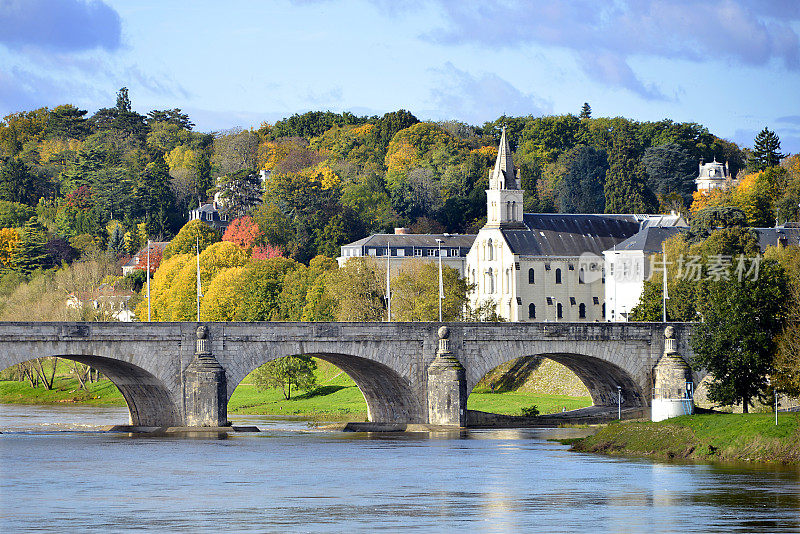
left=222, top=216, right=262, bottom=249
left=216, top=169, right=262, bottom=218
left=0, top=227, right=20, bottom=270
left=46, top=104, right=90, bottom=139
left=212, top=128, right=258, bottom=176
left=641, top=143, right=697, bottom=205
left=133, top=156, right=179, bottom=238
left=686, top=206, right=748, bottom=244
left=604, top=125, right=656, bottom=213
left=749, top=127, right=786, bottom=171
left=390, top=260, right=470, bottom=321
left=12, top=217, right=50, bottom=274
left=324, top=258, right=385, bottom=321
left=0, top=158, right=46, bottom=205
left=162, top=219, right=221, bottom=260
left=557, top=144, right=607, bottom=213
left=692, top=259, right=788, bottom=412
left=251, top=355, right=317, bottom=400
left=579, top=102, right=592, bottom=119
left=0, top=200, right=34, bottom=227
left=146, top=108, right=194, bottom=130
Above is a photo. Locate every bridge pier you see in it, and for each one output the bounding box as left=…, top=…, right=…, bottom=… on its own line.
left=183, top=325, right=228, bottom=427
left=427, top=326, right=467, bottom=427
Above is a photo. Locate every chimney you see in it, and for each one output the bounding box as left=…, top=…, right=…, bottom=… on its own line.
left=394, top=227, right=409, bottom=235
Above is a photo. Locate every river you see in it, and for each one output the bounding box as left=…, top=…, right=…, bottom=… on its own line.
left=1, top=405, right=799, bottom=533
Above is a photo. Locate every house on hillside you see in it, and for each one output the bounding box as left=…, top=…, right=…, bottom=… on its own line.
left=121, top=241, right=170, bottom=276
left=189, top=202, right=229, bottom=232
left=66, top=284, right=135, bottom=322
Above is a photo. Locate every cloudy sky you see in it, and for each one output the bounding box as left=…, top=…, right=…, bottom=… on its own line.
left=1, top=0, right=799, bottom=152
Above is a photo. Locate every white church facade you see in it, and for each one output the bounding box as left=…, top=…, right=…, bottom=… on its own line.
left=465, top=128, right=687, bottom=322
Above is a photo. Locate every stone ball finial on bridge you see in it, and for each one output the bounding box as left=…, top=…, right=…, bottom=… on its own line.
left=196, top=325, right=208, bottom=339
left=438, top=326, right=450, bottom=340
left=663, top=325, right=677, bottom=355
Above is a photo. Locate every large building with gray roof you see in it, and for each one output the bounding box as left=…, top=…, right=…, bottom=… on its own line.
left=466, top=127, right=687, bottom=322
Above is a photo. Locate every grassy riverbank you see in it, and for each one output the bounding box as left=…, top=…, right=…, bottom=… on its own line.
left=0, top=357, right=592, bottom=420
left=571, top=413, right=800, bottom=464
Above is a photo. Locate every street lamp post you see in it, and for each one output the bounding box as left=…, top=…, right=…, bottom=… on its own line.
left=146, top=240, right=151, bottom=322
left=436, top=238, right=444, bottom=322
left=386, top=244, right=391, bottom=322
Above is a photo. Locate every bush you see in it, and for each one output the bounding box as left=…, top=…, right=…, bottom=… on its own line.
left=521, top=405, right=540, bottom=417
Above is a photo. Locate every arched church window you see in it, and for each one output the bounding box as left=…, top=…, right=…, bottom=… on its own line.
left=579, top=303, right=586, bottom=319
left=528, top=268, right=534, bottom=284
left=487, top=239, right=493, bottom=261
left=557, top=303, right=563, bottom=319
left=578, top=268, right=585, bottom=284
left=528, top=303, right=535, bottom=319
left=555, top=268, right=562, bottom=284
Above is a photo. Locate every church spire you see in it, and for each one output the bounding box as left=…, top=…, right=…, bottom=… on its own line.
left=490, top=127, right=518, bottom=190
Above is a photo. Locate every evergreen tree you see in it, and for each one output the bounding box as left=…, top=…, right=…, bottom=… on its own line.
left=12, top=217, right=50, bottom=274
left=107, top=224, right=125, bottom=255
left=133, top=156, right=178, bottom=238
left=603, top=126, right=656, bottom=213
left=749, top=127, right=786, bottom=171
left=579, top=102, right=592, bottom=119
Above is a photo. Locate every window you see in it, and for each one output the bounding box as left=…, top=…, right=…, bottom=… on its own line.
left=414, top=249, right=422, bottom=257
left=528, top=303, right=536, bottom=319
left=545, top=263, right=551, bottom=271
left=397, top=249, right=405, bottom=257
left=528, top=268, right=535, bottom=284
left=578, top=268, right=585, bottom=284
left=368, top=248, right=376, bottom=256
left=602, top=303, right=606, bottom=318
left=593, top=296, right=599, bottom=305
left=487, top=239, right=493, bottom=261
left=555, top=268, right=562, bottom=284
left=579, top=303, right=586, bottom=319
left=441, top=249, right=448, bottom=258
left=557, top=303, right=563, bottom=319
left=569, top=297, right=576, bottom=305
left=568, top=264, right=574, bottom=271
left=546, top=297, right=553, bottom=305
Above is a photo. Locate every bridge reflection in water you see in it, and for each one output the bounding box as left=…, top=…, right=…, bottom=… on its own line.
left=0, top=321, right=696, bottom=427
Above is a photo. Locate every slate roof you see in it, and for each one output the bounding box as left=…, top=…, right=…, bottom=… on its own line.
left=502, top=214, right=642, bottom=256
left=753, top=227, right=800, bottom=251
left=344, top=233, right=476, bottom=249
left=609, top=227, right=685, bottom=254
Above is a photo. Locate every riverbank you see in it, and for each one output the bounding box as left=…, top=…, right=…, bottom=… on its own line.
left=570, top=413, right=800, bottom=465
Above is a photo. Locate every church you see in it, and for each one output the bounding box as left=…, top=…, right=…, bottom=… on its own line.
left=465, top=128, right=686, bottom=322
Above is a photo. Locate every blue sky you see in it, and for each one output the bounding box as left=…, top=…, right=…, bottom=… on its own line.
left=1, top=0, right=799, bottom=152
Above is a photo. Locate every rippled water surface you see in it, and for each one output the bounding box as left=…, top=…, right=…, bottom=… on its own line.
left=1, top=405, right=799, bottom=533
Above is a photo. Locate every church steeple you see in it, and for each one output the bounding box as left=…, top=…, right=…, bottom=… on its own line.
left=490, top=127, right=518, bottom=190
left=485, top=127, right=525, bottom=228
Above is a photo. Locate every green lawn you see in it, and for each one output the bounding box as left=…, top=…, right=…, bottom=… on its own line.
left=1, top=357, right=594, bottom=420
left=573, top=413, right=800, bottom=464
left=0, top=376, right=126, bottom=406
left=468, top=392, right=592, bottom=415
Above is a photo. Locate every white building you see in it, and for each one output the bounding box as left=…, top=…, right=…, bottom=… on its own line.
left=695, top=158, right=731, bottom=191
left=603, top=226, right=684, bottom=322
left=338, top=229, right=475, bottom=276
left=466, top=127, right=687, bottom=322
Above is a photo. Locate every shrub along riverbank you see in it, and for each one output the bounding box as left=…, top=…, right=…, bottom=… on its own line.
left=570, top=413, right=800, bottom=465
left=0, top=358, right=591, bottom=420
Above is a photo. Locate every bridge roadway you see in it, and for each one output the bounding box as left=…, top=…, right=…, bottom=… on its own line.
left=0, top=321, right=696, bottom=427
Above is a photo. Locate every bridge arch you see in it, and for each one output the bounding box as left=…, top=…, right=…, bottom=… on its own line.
left=0, top=354, right=180, bottom=426
left=225, top=350, right=424, bottom=423
left=465, top=345, right=649, bottom=409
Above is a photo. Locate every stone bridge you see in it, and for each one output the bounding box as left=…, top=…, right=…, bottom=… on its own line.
left=0, top=321, right=696, bottom=427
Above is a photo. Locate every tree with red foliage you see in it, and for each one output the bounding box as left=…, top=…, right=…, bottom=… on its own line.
left=251, top=244, right=283, bottom=259
left=133, top=243, right=163, bottom=273
left=222, top=216, right=261, bottom=248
